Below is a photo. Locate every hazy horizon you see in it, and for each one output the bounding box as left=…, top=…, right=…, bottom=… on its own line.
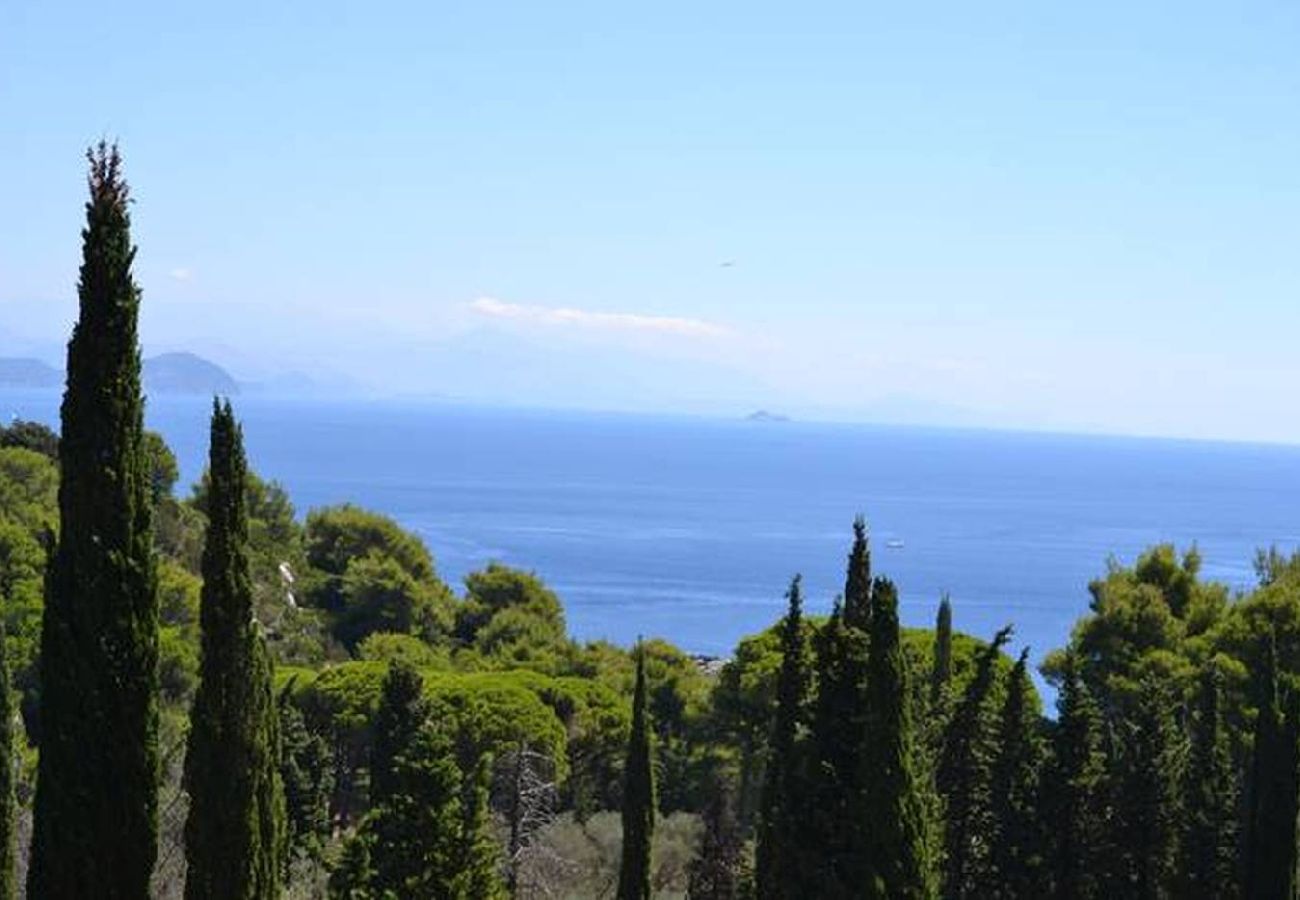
left=5, top=2, right=1300, bottom=442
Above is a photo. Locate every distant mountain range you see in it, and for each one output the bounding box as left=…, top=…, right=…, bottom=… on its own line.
left=0, top=351, right=241, bottom=396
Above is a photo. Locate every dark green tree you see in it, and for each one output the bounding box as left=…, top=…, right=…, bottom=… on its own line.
left=1047, top=658, right=1106, bottom=900
left=29, top=143, right=161, bottom=899
left=618, top=644, right=656, bottom=900
left=279, top=688, right=336, bottom=864
left=987, top=649, right=1046, bottom=898
left=843, top=516, right=871, bottom=630
left=1110, top=676, right=1182, bottom=899
left=0, top=620, right=14, bottom=900
left=930, top=595, right=953, bottom=708
left=939, top=625, right=1012, bottom=898
left=371, top=659, right=429, bottom=809
left=1244, top=644, right=1299, bottom=900
left=1181, top=661, right=1239, bottom=898
left=183, top=401, right=287, bottom=899
left=459, top=753, right=506, bottom=900
left=367, top=722, right=465, bottom=897
left=862, top=577, right=935, bottom=898
left=687, top=771, right=748, bottom=900
left=755, top=576, right=811, bottom=899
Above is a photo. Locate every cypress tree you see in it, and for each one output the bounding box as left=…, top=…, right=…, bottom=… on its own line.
left=987, top=649, right=1046, bottom=899
left=0, top=621, right=14, bottom=900
left=939, top=625, right=1013, bottom=898
left=459, top=753, right=506, bottom=900
left=29, top=142, right=161, bottom=899
left=755, top=576, right=811, bottom=899
left=805, top=602, right=869, bottom=896
left=1181, top=661, right=1239, bottom=899
left=368, top=721, right=465, bottom=897
left=279, top=687, right=336, bottom=864
left=1111, top=676, right=1182, bottom=899
left=930, top=595, right=953, bottom=709
left=1244, top=644, right=1299, bottom=900
left=183, top=400, right=287, bottom=899
left=618, top=643, right=656, bottom=900
left=1047, top=658, right=1106, bottom=900
left=862, top=577, right=935, bottom=898
left=843, top=516, right=871, bottom=630
left=371, top=658, right=429, bottom=809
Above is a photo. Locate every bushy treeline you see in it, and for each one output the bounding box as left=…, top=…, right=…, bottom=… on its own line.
left=6, top=146, right=1300, bottom=898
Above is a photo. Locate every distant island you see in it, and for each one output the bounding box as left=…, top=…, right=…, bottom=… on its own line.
left=0, top=351, right=240, bottom=396
left=746, top=409, right=790, bottom=423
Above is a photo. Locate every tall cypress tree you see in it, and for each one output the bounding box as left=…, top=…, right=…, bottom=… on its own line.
left=930, top=595, right=953, bottom=709
left=1111, top=676, right=1182, bottom=899
left=1245, top=644, right=1299, bottom=900
left=939, top=625, right=1013, bottom=898
left=755, top=576, right=810, bottom=900
left=1181, top=661, right=1239, bottom=899
left=618, top=643, right=656, bottom=900
left=183, top=400, right=287, bottom=899
left=987, top=649, right=1046, bottom=899
left=0, top=620, right=14, bottom=900
left=1047, top=658, right=1106, bottom=900
left=862, top=577, right=935, bottom=898
left=843, top=516, right=872, bottom=630
left=29, top=142, right=160, bottom=899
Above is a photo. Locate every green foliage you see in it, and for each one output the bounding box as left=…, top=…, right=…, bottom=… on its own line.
left=686, top=769, right=749, bottom=900
left=357, top=631, right=450, bottom=668
left=1181, top=661, right=1239, bottom=898
left=183, top=401, right=286, bottom=899
left=842, top=515, right=872, bottom=630
left=862, top=578, right=936, bottom=898
left=0, top=420, right=58, bottom=460
left=143, top=429, right=179, bottom=506
left=755, top=576, right=810, bottom=899
left=1046, top=658, right=1106, bottom=900
left=1244, top=647, right=1299, bottom=900
left=1110, top=675, right=1183, bottom=898
left=931, top=594, right=953, bottom=707
left=30, top=142, right=161, bottom=899
left=0, top=620, right=15, bottom=900
left=617, top=647, right=655, bottom=900
left=987, top=650, right=1047, bottom=898
left=335, top=552, right=451, bottom=652
left=305, top=503, right=435, bottom=585
left=459, top=753, right=507, bottom=900
left=279, top=687, right=335, bottom=864
left=939, top=624, right=1013, bottom=898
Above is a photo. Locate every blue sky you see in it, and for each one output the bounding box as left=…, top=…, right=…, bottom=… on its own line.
left=4, top=1, right=1300, bottom=440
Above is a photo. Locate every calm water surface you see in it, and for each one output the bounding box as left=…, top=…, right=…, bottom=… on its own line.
left=8, top=391, right=1300, bottom=665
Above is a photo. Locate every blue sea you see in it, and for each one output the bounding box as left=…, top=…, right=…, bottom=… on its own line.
left=7, top=390, right=1300, bottom=667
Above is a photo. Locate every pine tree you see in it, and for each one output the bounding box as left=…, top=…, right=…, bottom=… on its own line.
left=1245, top=644, right=1299, bottom=900
left=842, top=516, right=872, bottom=630
left=29, top=142, right=161, bottom=899
left=930, top=595, right=953, bottom=709
left=1047, top=658, right=1106, bottom=900
left=862, top=577, right=936, bottom=898
left=183, top=401, right=286, bottom=899
left=1111, top=676, right=1182, bottom=899
left=0, top=621, right=14, bottom=900
left=459, top=753, right=506, bottom=900
left=1181, top=661, right=1239, bottom=899
left=987, top=649, right=1046, bottom=898
left=755, top=576, right=811, bottom=899
left=939, top=625, right=1012, bottom=898
left=687, top=771, right=748, bottom=900
left=618, top=643, right=656, bottom=900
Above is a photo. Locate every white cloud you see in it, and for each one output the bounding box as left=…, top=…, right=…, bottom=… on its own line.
left=470, top=297, right=728, bottom=339
left=169, top=267, right=193, bottom=282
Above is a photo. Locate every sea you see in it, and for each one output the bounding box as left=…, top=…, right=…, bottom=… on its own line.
left=7, top=390, right=1300, bottom=670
